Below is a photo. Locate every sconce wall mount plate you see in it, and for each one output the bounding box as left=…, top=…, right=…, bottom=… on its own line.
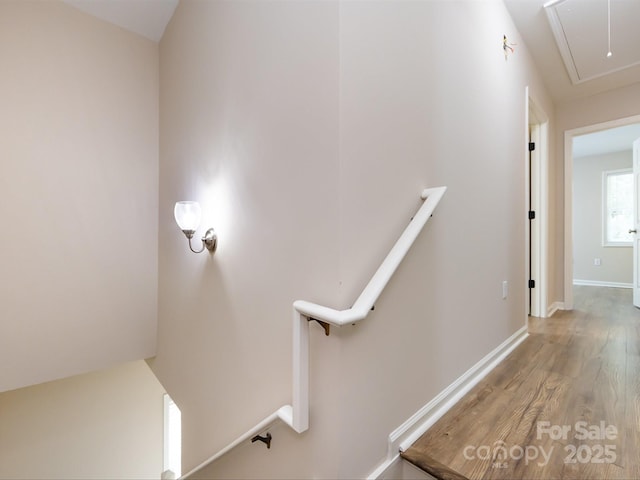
left=199, top=228, right=217, bottom=253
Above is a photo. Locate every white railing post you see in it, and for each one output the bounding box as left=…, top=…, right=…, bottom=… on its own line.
left=292, top=309, right=309, bottom=433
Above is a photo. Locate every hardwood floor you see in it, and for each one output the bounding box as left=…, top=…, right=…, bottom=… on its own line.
left=402, top=286, right=640, bottom=480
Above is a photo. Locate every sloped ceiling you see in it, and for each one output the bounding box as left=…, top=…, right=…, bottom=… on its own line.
left=63, top=0, right=178, bottom=42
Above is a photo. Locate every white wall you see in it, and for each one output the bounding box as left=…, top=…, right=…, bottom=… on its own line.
left=573, top=151, right=633, bottom=285
left=0, top=360, right=165, bottom=480
left=0, top=1, right=159, bottom=392
left=153, top=1, right=554, bottom=478
left=154, top=1, right=341, bottom=475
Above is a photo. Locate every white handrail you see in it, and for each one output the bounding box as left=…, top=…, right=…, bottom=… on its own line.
left=180, top=406, right=293, bottom=479
left=291, top=186, right=446, bottom=433
left=181, top=186, right=446, bottom=477
left=294, top=187, right=447, bottom=327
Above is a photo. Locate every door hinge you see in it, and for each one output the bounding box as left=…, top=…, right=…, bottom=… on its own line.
left=529, top=279, right=535, bottom=289
left=529, top=142, right=536, bottom=151
left=528, top=210, right=536, bottom=220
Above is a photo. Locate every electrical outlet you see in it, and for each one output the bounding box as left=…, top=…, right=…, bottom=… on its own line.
left=502, top=281, right=508, bottom=299
left=594, top=258, right=601, bottom=266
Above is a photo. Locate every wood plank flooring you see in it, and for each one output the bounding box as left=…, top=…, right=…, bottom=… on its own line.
left=402, top=286, right=640, bottom=480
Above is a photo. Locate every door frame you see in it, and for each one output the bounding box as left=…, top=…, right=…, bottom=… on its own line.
left=634, top=139, right=640, bottom=307
left=563, top=113, right=640, bottom=310
left=526, top=90, right=549, bottom=318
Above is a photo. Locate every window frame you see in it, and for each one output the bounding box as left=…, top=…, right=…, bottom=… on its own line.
left=163, top=393, right=182, bottom=479
left=602, top=168, right=634, bottom=247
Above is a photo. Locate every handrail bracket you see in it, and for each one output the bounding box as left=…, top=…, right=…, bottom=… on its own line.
left=308, top=317, right=331, bottom=336
left=251, top=432, right=272, bottom=449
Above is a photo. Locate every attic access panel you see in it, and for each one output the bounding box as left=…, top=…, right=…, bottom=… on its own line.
left=545, top=0, right=640, bottom=84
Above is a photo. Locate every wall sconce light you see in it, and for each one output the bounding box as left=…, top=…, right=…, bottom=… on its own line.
left=174, top=201, right=217, bottom=254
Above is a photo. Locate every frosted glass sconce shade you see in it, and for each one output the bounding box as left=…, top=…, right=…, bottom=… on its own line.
left=174, top=201, right=201, bottom=236
left=174, top=201, right=217, bottom=254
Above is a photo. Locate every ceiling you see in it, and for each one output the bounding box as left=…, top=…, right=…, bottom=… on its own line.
left=504, top=0, right=640, bottom=103
left=573, top=123, right=640, bottom=158
left=63, top=0, right=178, bottom=42
left=545, top=0, right=640, bottom=84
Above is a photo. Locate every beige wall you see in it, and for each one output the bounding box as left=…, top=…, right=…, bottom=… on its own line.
left=0, top=360, right=165, bottom=480
left=554, top=83, right=640, bottom=304
left=155, top=0, right=341, bottom=474
left=154, top=1, right=555, bottom=477
left=0, top=1, right=159, bottom=392
left=573, top=151, right=633, bottom=285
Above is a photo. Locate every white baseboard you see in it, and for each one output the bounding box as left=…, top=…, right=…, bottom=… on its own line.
left=547, top=301, right=564, bottom=317
left=369, top=455, right=401, bottom=480
left=367, top=326, right=529, bottom=479
left=369, top=456, right=435, bottom=480
left=573, top=279, right=632, bottom=289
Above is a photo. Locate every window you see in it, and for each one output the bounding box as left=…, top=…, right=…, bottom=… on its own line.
left=603, top=169, right=634, bottom=246
left=163, top=394, right=182, bottom=479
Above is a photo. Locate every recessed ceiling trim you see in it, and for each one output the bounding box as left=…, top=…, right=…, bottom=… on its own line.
left=544, top=0, right=582, bottom=84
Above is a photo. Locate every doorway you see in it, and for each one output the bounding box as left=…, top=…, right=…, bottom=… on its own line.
left=563, top=114, right=640, bottom=310
left=526, top=92, right=549, bottom=318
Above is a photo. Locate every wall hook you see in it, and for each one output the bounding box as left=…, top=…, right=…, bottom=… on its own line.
left=251, top=432, right=272, bottom=449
